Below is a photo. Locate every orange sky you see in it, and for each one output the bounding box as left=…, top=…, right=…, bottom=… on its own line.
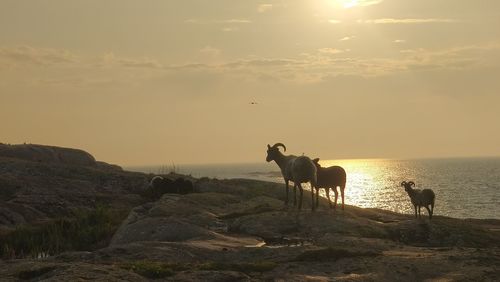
left=1, top=0, right=499, bottom=165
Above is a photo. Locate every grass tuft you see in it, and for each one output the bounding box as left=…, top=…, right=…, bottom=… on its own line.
left=16, top=266, right=57, bottom=280
left=198, top=261, right=277, bottom=273
left=120, top=261, right=183, bottom=279
left=120, top=260, right=277, bottom=278
left=0, top=205, right=127, bottom=259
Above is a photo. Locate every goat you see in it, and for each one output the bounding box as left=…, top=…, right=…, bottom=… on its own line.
left=148, top=176, right=194, bottom=197
left=401, top=181, right=435, bottom=219
left=266, top=143, right=317, bottom=211
left=312, top=158, right=347, bottom=210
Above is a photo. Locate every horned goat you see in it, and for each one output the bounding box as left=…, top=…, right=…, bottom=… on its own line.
left=401, top=181, right=435, bottom=219
left=312, top=158, right=347, bottom=210
left=266, top=143, right=317, bottom=211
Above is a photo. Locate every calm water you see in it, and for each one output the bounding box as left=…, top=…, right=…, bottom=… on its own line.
left=126, top=158, right=500, bottom=219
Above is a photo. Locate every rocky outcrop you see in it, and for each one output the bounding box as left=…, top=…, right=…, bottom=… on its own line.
left=0, top=151, right=499, bottom=281
left=0, top=147, right=147, bottom=232
left=0, top=143, right=97, bottom=167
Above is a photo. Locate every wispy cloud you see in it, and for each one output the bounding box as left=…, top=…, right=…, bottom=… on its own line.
left=258, top=4, right=273, bottom=13
left=199, top=46, right=221, bottom=58
left=169, top=43, right=500, bottom=83
left=6, top=43, right=500, bottom=87
left=358, top=18, right=459, bottom=24
left=318, top=48, right=345, bottom=55
left=339, top=36, right=355, bottom=41
left=393, top=39, right=406, bottom=44
left=101, top=52, right=162, bottom=69
left=340, top=0, right=383, bottom=8
left=184, top=19, right=252, bottom=24
left=0, top=46, right=77, bottom=66
left=328, top=19, right=342, bottom=24
left=222, top=27, right=239, bottom=32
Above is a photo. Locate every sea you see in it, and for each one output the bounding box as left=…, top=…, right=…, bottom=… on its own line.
left=125, top=158, right=500, bottom=220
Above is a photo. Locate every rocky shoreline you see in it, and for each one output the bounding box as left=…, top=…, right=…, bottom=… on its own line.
left=0, top=145, right=499, bottom=281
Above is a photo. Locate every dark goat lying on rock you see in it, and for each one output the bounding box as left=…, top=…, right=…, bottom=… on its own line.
left=147, top=176, right=194, bottom=198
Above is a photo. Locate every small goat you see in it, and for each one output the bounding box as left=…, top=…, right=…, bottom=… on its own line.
left=266, top=143, right=317, bottom=211
left=401, top=181, right=435, bottom=219
left=312, top=158, right=347, bottom=210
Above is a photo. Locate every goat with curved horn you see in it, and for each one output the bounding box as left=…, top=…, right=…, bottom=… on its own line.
left=401, top=180, right=435, bottom=219
left=266, top=143, right=317, bottom=211
left=271, top=143, right=286, bottom=152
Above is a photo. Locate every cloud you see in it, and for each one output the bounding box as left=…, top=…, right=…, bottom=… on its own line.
left=318, top=48, right=345, bottom=55
left=184, top=19, right=252, bottom=24
left=6, top=42, right=500, bottom=89
left=393, top=39, right=406, bottom=44
left=337, top=0, right=383, bottom=8
left=101, top=52, right=162, bottom=69
left=221, top=19, right=252, bottom=24
left=0, top=46, right=77, bottom=66
left=399, top=43, right=500, bottom=70
left=258, top=4, right=273, bottom=13
left=222, top=27, right=239, bottom=32
left=165, top=42, right=500, bottom=83
left=339, top=36, right=355, bottom=41
left=328, top=19, right=342, bottom=24
left=225, top=58, right=301, bottom=68
left=355, top=0, right=383, bottom=7
left=358, top=18, right=458, bottom=24
left=199, top=46, right=221, bottom=57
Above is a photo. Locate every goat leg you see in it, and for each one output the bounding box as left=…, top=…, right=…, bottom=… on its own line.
left=334, top=189, right=339, bottom=210
left=311, top=185, right=315, bottom=211
left=285, top=180, right=289, bottom=206
left=298, top=184, right=303, bottom=210
left=341, top=187, right=345, bottom=210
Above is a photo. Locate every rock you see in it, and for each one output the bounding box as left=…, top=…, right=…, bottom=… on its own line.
left=111, top=217, right=217, bottom=245
left=0, top=148, right=148, bottom=230
left=170, top=270, right=250, bottom=281
left=0, top=144, right=97, bottom=166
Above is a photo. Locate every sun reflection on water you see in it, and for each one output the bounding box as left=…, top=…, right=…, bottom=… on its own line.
left=318, top=159, right=409, bottom=213
left=135, top=158, right=500, bottom=219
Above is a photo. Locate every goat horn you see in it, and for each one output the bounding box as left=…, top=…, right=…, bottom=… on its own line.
left=408, top=181, right=415, bottom=187
left=272, top=143, right=286, bottom=152
left=400, top=181, right=407, bottom=186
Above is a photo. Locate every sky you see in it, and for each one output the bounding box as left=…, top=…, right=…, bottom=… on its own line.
left=1, top=0, right=500, bottom=165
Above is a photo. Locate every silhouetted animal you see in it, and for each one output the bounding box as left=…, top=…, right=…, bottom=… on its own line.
left=173, top=177, right=194, bottom=195
left=312, top=158, right=347, bottom=210
left=266, top=143, right=317, bottom=211
left=148, top=176, right=194, bottom=198
left=401, top=181, right=435, bottom=219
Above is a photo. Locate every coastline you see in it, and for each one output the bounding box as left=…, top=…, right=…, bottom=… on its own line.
left=125, top=157, right=500, bottom=220
left=0, top=145, right=499, bottom=280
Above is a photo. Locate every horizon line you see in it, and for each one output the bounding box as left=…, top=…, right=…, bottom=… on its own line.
left=123, top=155, right=500, bottom=168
